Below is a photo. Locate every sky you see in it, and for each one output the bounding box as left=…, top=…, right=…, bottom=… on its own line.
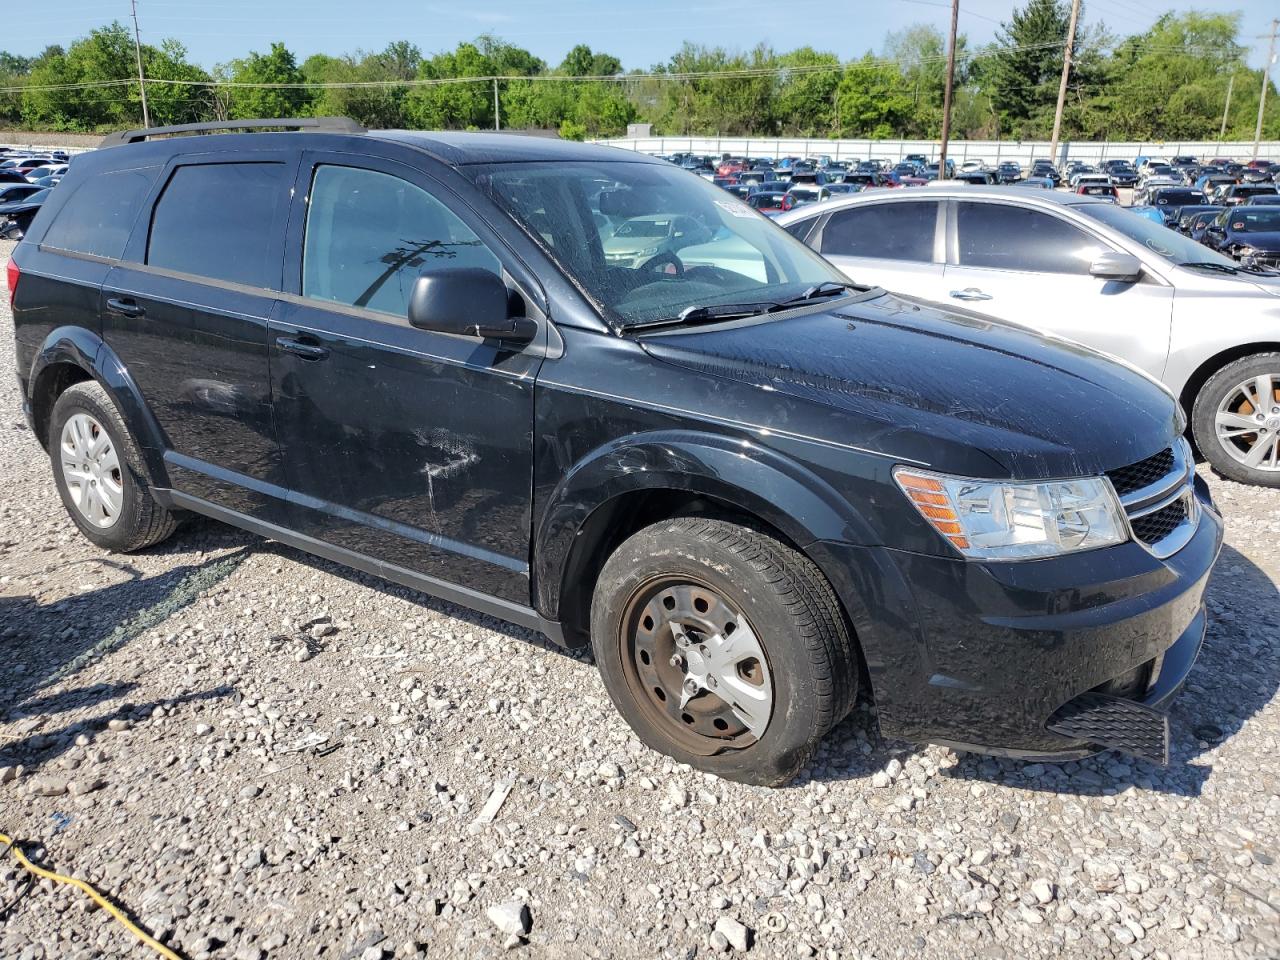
left=7, top=0, right=1280, bottom=72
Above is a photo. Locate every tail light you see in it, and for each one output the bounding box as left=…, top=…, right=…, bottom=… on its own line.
left=1077, top=186, right=1087, bottom=194
left=6, top=256, right=18, bottom=309
left=781, top=195, right=794, bottom=211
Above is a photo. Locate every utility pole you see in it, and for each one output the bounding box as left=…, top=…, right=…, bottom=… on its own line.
left=493, top=78, right=500, bottom=131
left=937, top=0, right=959, bottom=180
left=1254, top=19, right=1278, bottom=160
left=1048, top=0, right=1082, bottom=170
left=129, top=0, right=150, bottom=127
left=1220, top=74, right=1235, bottom=144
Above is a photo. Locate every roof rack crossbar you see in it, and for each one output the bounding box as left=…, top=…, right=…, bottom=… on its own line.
left=99, top=116, right=365, bottom=148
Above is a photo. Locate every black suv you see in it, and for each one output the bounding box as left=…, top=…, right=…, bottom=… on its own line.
left=9, top=119, right=1223, bottom=785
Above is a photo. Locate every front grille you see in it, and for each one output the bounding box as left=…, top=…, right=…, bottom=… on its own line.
left=1106, top=447, right=1175, bottom=498
left=1131, top=498, right=1188, bottom=545
left=1106, top=440, right=1198, bottom=559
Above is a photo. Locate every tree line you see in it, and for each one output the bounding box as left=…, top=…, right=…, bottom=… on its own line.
left=1, top=2, right=1277, bottom=143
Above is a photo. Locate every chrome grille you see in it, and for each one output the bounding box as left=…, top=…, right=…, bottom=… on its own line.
left=1107, top=447, right=1175, bottom=498
left=1131, top=498, right=1187, bottom=543
left=1107, top=439, right=1198, bottom=559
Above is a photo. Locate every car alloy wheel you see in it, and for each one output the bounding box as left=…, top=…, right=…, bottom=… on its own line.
left=59, top=412, right=125, bottom=528
left=620, top=577, right=773, bottom=753
left=1215, top=373, right=1280, bottom=472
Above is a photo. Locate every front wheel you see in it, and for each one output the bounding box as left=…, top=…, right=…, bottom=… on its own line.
left=590, top=518, right=858, bottom=786
left=1192, top=353, right=1280, bottom=487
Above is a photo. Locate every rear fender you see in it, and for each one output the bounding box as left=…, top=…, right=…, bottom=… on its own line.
left=28, top=326, right=170, bottom=487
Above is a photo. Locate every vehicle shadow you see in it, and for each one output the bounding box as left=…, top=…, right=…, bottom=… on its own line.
left=0, top=538, right=253, bottom=772
left=803, top=543, right=1278, bottom=798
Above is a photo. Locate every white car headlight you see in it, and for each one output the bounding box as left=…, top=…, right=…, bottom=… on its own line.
left=894, top=468, right=1128, bottom=560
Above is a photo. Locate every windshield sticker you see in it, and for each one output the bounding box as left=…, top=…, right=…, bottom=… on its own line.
left=714, top=199, right=756, bottom=219
left=1233, top=222, right=1245, bottom=229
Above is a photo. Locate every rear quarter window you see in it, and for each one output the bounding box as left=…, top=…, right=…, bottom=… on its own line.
left=41, top=166, right=159, bottom=259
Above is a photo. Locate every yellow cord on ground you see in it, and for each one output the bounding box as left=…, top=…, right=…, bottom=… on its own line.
left=0, top=831, right=180, bottom=960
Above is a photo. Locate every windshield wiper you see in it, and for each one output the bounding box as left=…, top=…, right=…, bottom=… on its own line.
left=1180, top=261, right=1241, bottom=274
left=624, top=300, right=784, bottom=332
left=776, top=280, right=863, bottom=306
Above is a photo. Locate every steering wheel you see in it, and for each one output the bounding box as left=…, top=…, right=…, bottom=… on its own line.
left=639, top=251, right=685, bottom=277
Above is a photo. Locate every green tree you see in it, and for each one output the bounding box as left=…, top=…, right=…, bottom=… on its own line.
left=223, top=42, right=309, bottom=120
left=987, top=0, right=1073, bottom=137
left=836, top=55, right=914, bottom=138
left=773, top=48, right=841, bottom=136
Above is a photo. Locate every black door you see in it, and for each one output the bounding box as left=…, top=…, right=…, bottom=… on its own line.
left=269, top=154, right=544, bottom=604
left=103, top=154, right=295, bottom=518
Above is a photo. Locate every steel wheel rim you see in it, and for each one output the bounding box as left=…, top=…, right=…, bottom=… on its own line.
left=619, top=576, right=774, bottom=754
left=1215, top=373, right=1280, bottom=472
left=59, top=413, right=124, bottom=528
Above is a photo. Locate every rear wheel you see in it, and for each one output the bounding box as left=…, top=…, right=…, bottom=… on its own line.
left=49, top=381, right=179, bottom=551
left=590, top=517, right=858, bottom=786
left=1192, top=353, right=1280, bottom=487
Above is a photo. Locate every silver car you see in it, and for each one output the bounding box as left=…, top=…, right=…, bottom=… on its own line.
left=778, top=186, right=1280, bottom=486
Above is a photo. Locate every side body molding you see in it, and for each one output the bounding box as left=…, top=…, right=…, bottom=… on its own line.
left=27, top=326, right=171, bottom=487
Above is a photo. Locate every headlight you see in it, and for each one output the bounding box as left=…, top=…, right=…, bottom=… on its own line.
left=1235, top=245, right=1256, bottom=258
left=894, top=469, right=1128, bottom=560
left=636, top=245, right=660, bottom=257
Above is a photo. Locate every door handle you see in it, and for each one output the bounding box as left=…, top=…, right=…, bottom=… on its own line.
left=105, top=297, right=145, bottom=318
left=275, top=335, right=329, bottom=361
left=949, top=288, right=993, bottom=302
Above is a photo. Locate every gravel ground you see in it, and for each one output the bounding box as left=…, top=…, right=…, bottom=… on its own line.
left=1, top=237, right=1278, bottom=960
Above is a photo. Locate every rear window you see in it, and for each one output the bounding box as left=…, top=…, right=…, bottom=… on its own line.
left=146, top=162, right=286, bottom=288
left=41, top=166, right=158, bottom=259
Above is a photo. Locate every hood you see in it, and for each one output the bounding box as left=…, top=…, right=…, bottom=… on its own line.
left=1226, top=229, right=1280, bottom=250
left=0, top=199, right=42, bottom=214
left=639, top=293, right=1179, bottom=480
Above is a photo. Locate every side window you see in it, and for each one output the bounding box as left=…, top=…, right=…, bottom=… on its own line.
left=42, top=166, right=158, bottom=259
left=302, top=165, right=501, bottom=319
left=820, top=202, right=938, bottom=262
left=783, top=219, right=814, bottom=242
left=957, top=202, right=1108, bottom=274
left=148, top=162, right=286, bottom=287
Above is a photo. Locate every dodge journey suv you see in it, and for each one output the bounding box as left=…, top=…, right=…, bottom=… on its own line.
left=9, top=119, right=1223, bottom=784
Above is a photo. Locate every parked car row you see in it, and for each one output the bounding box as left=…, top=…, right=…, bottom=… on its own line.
left=0, top=146, right=73, bottom=239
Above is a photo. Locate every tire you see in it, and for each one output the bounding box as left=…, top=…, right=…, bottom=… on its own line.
left=590, top=517, right=858, bottom=786
left=1191, top=353, right=1280, bottom=487
left=48, top=381, right=179, bottom=551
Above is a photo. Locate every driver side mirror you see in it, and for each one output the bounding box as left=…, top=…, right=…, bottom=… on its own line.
left=1089, top=251, right=1143, bottom=282
left=408, top=269, right=537, bottom=345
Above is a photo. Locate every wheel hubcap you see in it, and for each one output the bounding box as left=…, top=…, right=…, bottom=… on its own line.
left=1215, top=373, right=1280, bottom=472
left=621, top=579, right=773, bottom=753
left=60, top=413, right=123, bottom=528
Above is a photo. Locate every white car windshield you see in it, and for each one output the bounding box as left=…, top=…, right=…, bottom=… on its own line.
left=474, top=160, right=852, bottom=328
left=1077, top=204, right=1237, bottom=267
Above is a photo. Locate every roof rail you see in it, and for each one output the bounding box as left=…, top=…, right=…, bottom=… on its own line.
left=99, top=116, right=365, bottom=148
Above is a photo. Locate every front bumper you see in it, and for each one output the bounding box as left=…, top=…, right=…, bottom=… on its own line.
left=812, top=479, right=1223, bottom=762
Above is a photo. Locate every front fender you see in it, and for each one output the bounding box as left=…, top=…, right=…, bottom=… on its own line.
left=28, top=326, right=170, bottom=487
left=533, top=429, right=878, bottom=619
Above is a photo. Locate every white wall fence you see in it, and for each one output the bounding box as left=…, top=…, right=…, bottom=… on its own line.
left=594, top=137, right=1280, bottom=165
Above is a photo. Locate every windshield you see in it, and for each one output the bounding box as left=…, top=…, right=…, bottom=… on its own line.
left=1155, top=190, right=1202, bottom=204
left=474, top=160, right=848, bottom=328
left=1077, top=203, right=1237, bottom=267
left=1227, top=209, right=1280, bottom=232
